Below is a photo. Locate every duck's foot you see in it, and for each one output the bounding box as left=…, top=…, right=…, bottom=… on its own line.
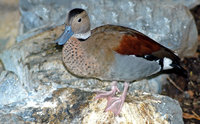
left=95, top=81, right=120, bottom=99
left=96, top=82, right=129, bottom=116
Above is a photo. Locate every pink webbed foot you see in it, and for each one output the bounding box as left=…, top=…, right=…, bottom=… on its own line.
left=95, top=81, right=120, bottom=99
left=96, top=82, right=129, bottom=116
left=105, top=82, right=129, bottom=116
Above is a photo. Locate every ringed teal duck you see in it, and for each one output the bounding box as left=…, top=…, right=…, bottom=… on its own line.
left=55, top=8, right=186, bottom=116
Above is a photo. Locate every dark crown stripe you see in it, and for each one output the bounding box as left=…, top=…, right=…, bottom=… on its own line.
left=68, top=8, right=84, bottom=21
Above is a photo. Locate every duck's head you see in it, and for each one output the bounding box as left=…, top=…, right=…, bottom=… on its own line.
left=56, top=8, right=91, bottom=45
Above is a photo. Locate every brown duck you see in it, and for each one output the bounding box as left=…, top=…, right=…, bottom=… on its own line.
left=55, top=8, right=186, bottom=116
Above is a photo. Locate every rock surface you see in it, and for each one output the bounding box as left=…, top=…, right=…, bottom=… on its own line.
left=158, top=0, right=200, bottom=9
left=83, top=92, right=183, bottom=124
left=0, top=71, right=28, bottom=105
left=19, top=0, right=198, bottom=57
left=0, top=114, right=24, bottom=124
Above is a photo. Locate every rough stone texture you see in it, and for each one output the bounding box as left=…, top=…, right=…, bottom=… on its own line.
left=0, top=0, right=19, bottom=52
left=0, top=24, right=183, bottom=123
left=158, top=0, right=200, bottom=9
left=0, top=114, right=24, bottom=124
left=18, top=0, right=198, bottom=57
left=0, top=71, right=28, bottom=105
left=82, top=92, right=183, bottom=124
left=0, top=86, right=184, bottom=123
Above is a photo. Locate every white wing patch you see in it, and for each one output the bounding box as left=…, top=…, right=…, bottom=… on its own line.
left=130, top=55, right=173, bottom=70
left=163, top=57, right=173, bottom=70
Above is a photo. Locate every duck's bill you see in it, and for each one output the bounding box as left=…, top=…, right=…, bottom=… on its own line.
left=55, top=26, right=74, bottom=45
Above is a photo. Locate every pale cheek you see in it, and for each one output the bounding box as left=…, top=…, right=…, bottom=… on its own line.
left=72, top=23, right=80, bottom=33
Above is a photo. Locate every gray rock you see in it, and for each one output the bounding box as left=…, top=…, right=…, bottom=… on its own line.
left=158, top=0, right=200, bottom=9
left=0, top=71, right=28, bottom=105
left=0, top=114, right=24, bottom=124
left=82, top=91, right=184, bottom=124
left=0, top=87, right=184, bottom=123
left=18, top=0, right=198, bottom=56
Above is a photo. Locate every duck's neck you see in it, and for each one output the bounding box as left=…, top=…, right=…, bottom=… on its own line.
left=73, top=31, right=91, bottom=40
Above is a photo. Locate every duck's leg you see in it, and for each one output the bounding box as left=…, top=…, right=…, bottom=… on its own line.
left=95, top=81, right=120, bottom=99
left=96, top=82, right=129, bottom=116
left=104, top=82, right=129, bottom=116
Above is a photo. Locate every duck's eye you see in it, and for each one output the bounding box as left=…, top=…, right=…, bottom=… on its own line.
left=78, top=18, right=81, bottom=22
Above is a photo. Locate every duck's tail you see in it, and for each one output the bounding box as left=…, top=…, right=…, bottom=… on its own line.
left=170, top=63, right=188, bottom=77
